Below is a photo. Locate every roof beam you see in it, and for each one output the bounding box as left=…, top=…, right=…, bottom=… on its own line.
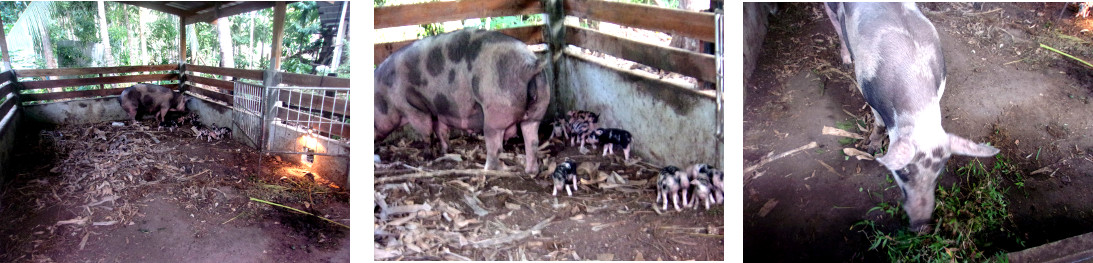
left=183, top=1, right=277, bottom=25
left=117, top=1, right=189, bottom=16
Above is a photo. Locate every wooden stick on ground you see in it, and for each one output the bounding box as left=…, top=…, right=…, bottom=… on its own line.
left=472, top=216, right=554, bottom=248
left=375, top=169, right=521, bottom=184
left=744, top=142, right=819, bottom=174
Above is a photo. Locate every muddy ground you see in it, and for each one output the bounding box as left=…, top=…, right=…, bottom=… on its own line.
left=0, top=120, right=350, bottom=262
left=374, top=129, right=723, bottom=261
left=744, top=2, right=1093, bottom=261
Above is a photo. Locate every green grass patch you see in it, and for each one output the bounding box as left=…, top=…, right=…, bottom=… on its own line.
left=853, top=155, right=1025, bottom=262
left=835, top=119, right=861, bottom=145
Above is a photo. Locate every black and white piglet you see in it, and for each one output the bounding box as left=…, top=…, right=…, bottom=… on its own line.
left=585, top=128, right=633, bottom=161
left=657, top=165, right=685, bottom=211
left=551, top=160, right=579, bottom=196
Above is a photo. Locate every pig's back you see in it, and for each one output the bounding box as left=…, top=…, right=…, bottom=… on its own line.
left=845, top=2, right=945, bottom=127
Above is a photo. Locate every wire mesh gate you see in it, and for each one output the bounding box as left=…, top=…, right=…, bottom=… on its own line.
left=263, top=86, right=351, bottom=161
left=233, top=81, right=265, bottom=149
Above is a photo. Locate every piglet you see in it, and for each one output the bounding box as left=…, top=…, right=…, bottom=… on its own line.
left=689, top=173, right=715, bottom=210
left=586, top=128, right=633, bottom=161
left=551, top=160, right=579, bottom=196
left=657, top=166, right=684, bottom=211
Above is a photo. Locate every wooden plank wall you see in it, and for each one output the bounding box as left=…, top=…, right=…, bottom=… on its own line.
left=0, top=70, right=17, bottom=120
left=14, top=64, right=180, bottom=103
left=373, top=0, right=716, bottom=84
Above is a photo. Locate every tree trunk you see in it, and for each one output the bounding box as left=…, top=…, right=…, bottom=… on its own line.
left=216, top=17, right=235, bottom=80
left=97, top=1, right=113, bottom=67
left=138, top=7, right=147, bottom=65
left=249, top=11, right=256, bottom=68
left=124, top=5, right=134, bottom=65
left=36, top=19, right=57, bottom=80
left=189, top=24, right=198, bottom=65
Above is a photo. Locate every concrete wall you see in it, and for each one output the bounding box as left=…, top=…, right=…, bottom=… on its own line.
left=22, top=97, right=128, bottom=124
left=744, top=2, right=775, bottom=88
left=188, top=96, right=350, bottom=190
left=266, top=123, right=350, bottom=190
left=553, top=50, right=722, bottom=168
left=0, top=108, right=21, bottom=182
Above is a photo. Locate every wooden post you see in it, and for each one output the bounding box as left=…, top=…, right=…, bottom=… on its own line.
left=541, top=0, right=565, bottom=109
left=0, top=14, right=11, bottom=70
left=179, top=17, right=187, bottom=64
left=269, top=2, right=287, bottom=71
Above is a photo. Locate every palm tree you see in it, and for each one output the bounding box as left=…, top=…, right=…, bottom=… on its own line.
left=7, top=1, right=58, bottom=75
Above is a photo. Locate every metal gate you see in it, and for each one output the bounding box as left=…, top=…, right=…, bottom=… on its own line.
left=263, top=86, right=350, bottom=160
left=233, top=81, right=265, bottom=149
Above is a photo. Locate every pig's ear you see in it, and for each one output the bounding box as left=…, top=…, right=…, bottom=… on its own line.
left=948, top=134, right=999, bottom=157
left=877, top=138, right=915, bottom=170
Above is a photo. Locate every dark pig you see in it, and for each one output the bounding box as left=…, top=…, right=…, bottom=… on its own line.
left=586, top=128, right=633, bottom=160
left=551, top=160, right=579, bottom=196
left=119, top=83, right=188, bottom=125
left=825, top=2, right=999, bottom=232
left=374, top=29, right=550, bottom=174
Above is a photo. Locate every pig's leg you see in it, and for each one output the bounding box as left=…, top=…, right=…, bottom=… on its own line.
left=520, top=121, right=541, bottom=174
left=124, top=105, right=138, bottom=125
left=602, top=144, right=611, bottom=156
left=668, top=190, right=677, bottom=211
left=407, top=115, right=438, bottom=158
left=435, top=123, right=451, bottom=154
left=623, top=144, right=631, bottom=160
left=823, top=3, right=852, bottom=64
left=483, top=126, right=504, bottom=171
left=864, top=108, right=887, bottom=154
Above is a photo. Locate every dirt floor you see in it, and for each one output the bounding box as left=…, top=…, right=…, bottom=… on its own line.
left=744, top=2, right=1093, bottom=261
left=0, top=119, right=350, bottom=262
left=374, top=129, right=724, bottom=261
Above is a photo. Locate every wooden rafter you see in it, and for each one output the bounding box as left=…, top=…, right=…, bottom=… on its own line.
left=117, top=1, right=189, bottom=16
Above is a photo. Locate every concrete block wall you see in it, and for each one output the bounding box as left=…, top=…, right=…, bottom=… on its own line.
left=0, top=108, right=21, bottom=182
left=22, top=97, right=128, bottom=124
left=553, top=51, right=722, bottom=168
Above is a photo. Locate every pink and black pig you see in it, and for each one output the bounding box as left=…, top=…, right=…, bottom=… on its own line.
left=825, top=3, right=999, bottom=232
left=585, top=128, right=633, bottom=161
left=119, top=83, right=188, bottom=126
left=374, top=29, right=550, bottom=174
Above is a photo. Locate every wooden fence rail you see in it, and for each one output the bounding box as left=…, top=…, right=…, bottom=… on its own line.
left=373, top=0, right=716, bottom=83
left=19, top=74, right=178, bottom=90
left=186, top=64, right=264, bottom=81
left=564, top=0, right=715, bottom=42
left=13, top=64, right=177, bottom=78
left=0, top=70, right=14, bottom=84
left=565, top=26, right=716, bottom=82
left=374, top=25, right=544, bottom=65
left=375, top=0, right=543, bottom=29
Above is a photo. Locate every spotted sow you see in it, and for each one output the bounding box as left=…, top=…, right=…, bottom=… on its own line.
left=374, top=29, right=550, bottom=174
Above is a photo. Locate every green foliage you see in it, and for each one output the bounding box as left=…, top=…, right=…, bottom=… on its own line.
left=419, top=23, right=444, bottom=38
left=485, top=14, right=543, bottom=30
left=0, top=1, right=30, bottom=33
left=835, top=120, right=860, bottom=146
left=854, top=157, right=1023, bottom=262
